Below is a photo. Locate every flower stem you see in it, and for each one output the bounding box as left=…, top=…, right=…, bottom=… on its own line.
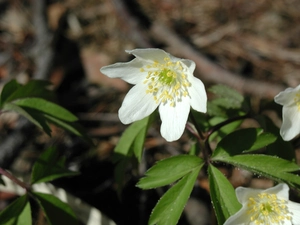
left=189, top=112, right=205, bottom=140
left=0, top=167, right=31, bottom=191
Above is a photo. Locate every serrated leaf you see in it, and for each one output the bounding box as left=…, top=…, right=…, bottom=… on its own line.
left=0, top=194, right=28, bottom=224
left=31, top=147, right=79, bottom=184
left=149, top=167, right=200, bottom=225
left=0, top=80, right=21, bottom=107
left=32, top=192, right=79, bottom=225
left=208, top=165, right=241, bottom=225
left=209, top=84, right=244, bottom=109
left=214, top=154, right=300, bottom=188
left=5, top=80, right=54, bottom=103
left=137, top=155, right=204, bottom=189
left=13, top=98, right=77, bottom=122
left=14, top=201, right=32, bottom=225
left=212, top=128, right=277, bottom=158
left=2, top=103, right=52, bottom=135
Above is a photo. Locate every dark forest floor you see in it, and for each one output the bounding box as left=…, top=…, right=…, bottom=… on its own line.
left=0, top=0, right=300, bottom=224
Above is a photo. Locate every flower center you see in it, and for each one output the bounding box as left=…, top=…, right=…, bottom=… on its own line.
left=294, top=91, right=300, bottom=111
left=141, top=57, right=191, bottom=107
left=247, top=192, right=291, bottom=225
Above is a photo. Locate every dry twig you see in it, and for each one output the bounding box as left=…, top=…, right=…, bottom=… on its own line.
left=150, top=22, right=285, bottom=99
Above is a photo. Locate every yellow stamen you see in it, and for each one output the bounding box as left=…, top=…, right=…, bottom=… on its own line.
left=141, top=57, right=191, bottom=107
left=247, top=192, right=291, bottom=225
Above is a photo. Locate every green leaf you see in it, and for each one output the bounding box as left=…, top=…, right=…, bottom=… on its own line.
left=0, top=80, right=21, bottom=107
left=256, top=115, right=295, bottom=160
left=0, top=175, right=5, bottom=185
left=114, top=116, right=151, bottom=163
left=14, top=201, right=32, bottom=225
left=13, top=98, right=78, bottom=122
left=149, top=167, right=201, bottom=225
left=214, top=154, right=300, bottom=188
left=209, top=84, right=244, bottom=109
left=212, top=128, right=277, bottom=158
left=208, top=165, right=241, bottom=225
left=2, top=103, right=52, bottom=135
left=113, top=116, right=152, bottom=194
left=5, top=80, right=54, bottom=103
left=0, top=194, right=28, bottom=224
left=43, top=114, right=93, bottom=144
left=207, top=101, right=227, bottom=117
left=137, top=155, right=204, bottom=189
left=31, top=147, right=79, bottom=184
left=32, top=192, right=79, bottom=225
left=208, top=117, right=242, bottom=141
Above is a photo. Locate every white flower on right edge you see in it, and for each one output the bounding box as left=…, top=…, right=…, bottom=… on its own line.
left=274, top=84, right=300, bottom=141
left=224, top=183, right=300, bottom=225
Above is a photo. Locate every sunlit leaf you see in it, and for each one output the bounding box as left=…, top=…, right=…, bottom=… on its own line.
left=5, top=80, right=54, bottom=103
left=0, top=194, right=28, bottom=224
left=208, top=165, right=241, bottom=225
left=137, top=155, right=204, bottom=189
left=13, top=98, right=77, bottom=122
left=114, top=116, right=151, bottom=162
left=2, top=103, right=52, bottom=135
left=149, top=167, right=201, bottom=225
left=113, top=115, right=152, bottom=194
left=44, top=114, right=93, bottom=144
left=208, top=117, right=242, bottom=141
left=14, top=201, right=32, bottom=225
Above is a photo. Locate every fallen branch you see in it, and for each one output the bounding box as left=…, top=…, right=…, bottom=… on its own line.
left=150, top=22, right=285, bottom=99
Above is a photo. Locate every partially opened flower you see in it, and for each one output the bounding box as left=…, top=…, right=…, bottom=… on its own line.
left=224, top=183, right=300, bottom=225
left=100, top=48, right=207, bottom=142
left=274, top=84, right=300, bottom=141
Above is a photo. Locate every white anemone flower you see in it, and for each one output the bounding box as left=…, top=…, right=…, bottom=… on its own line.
left=100, top=48, right=207, bottom=142
left=274, top=84, right=300, bottom=141
left=224, top=183, right=300, bottom=225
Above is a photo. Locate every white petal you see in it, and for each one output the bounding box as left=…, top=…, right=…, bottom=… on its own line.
left=236, top=186, right=263, bottom=204
left=180, top=59, right=196, bottom=73
left=236, top=184, right=289, bottom=204
left=119, top=83, right=158, bottom=124
left=274, top=85, right=300, bottom=106
left=100, top=58, right=146, bottom=85
left=288, top=201, right=300, bottom=224
left=159, top=99, right=190, bottom=142
left=265, top=183, right=289, bottom=199
left=280, top=105, right=300, bottom=141
left=126, top=48, right=169, bottom=64
left=189, top=77, right=207, bottom=113
left=223, top=206, right=251, bottom=225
